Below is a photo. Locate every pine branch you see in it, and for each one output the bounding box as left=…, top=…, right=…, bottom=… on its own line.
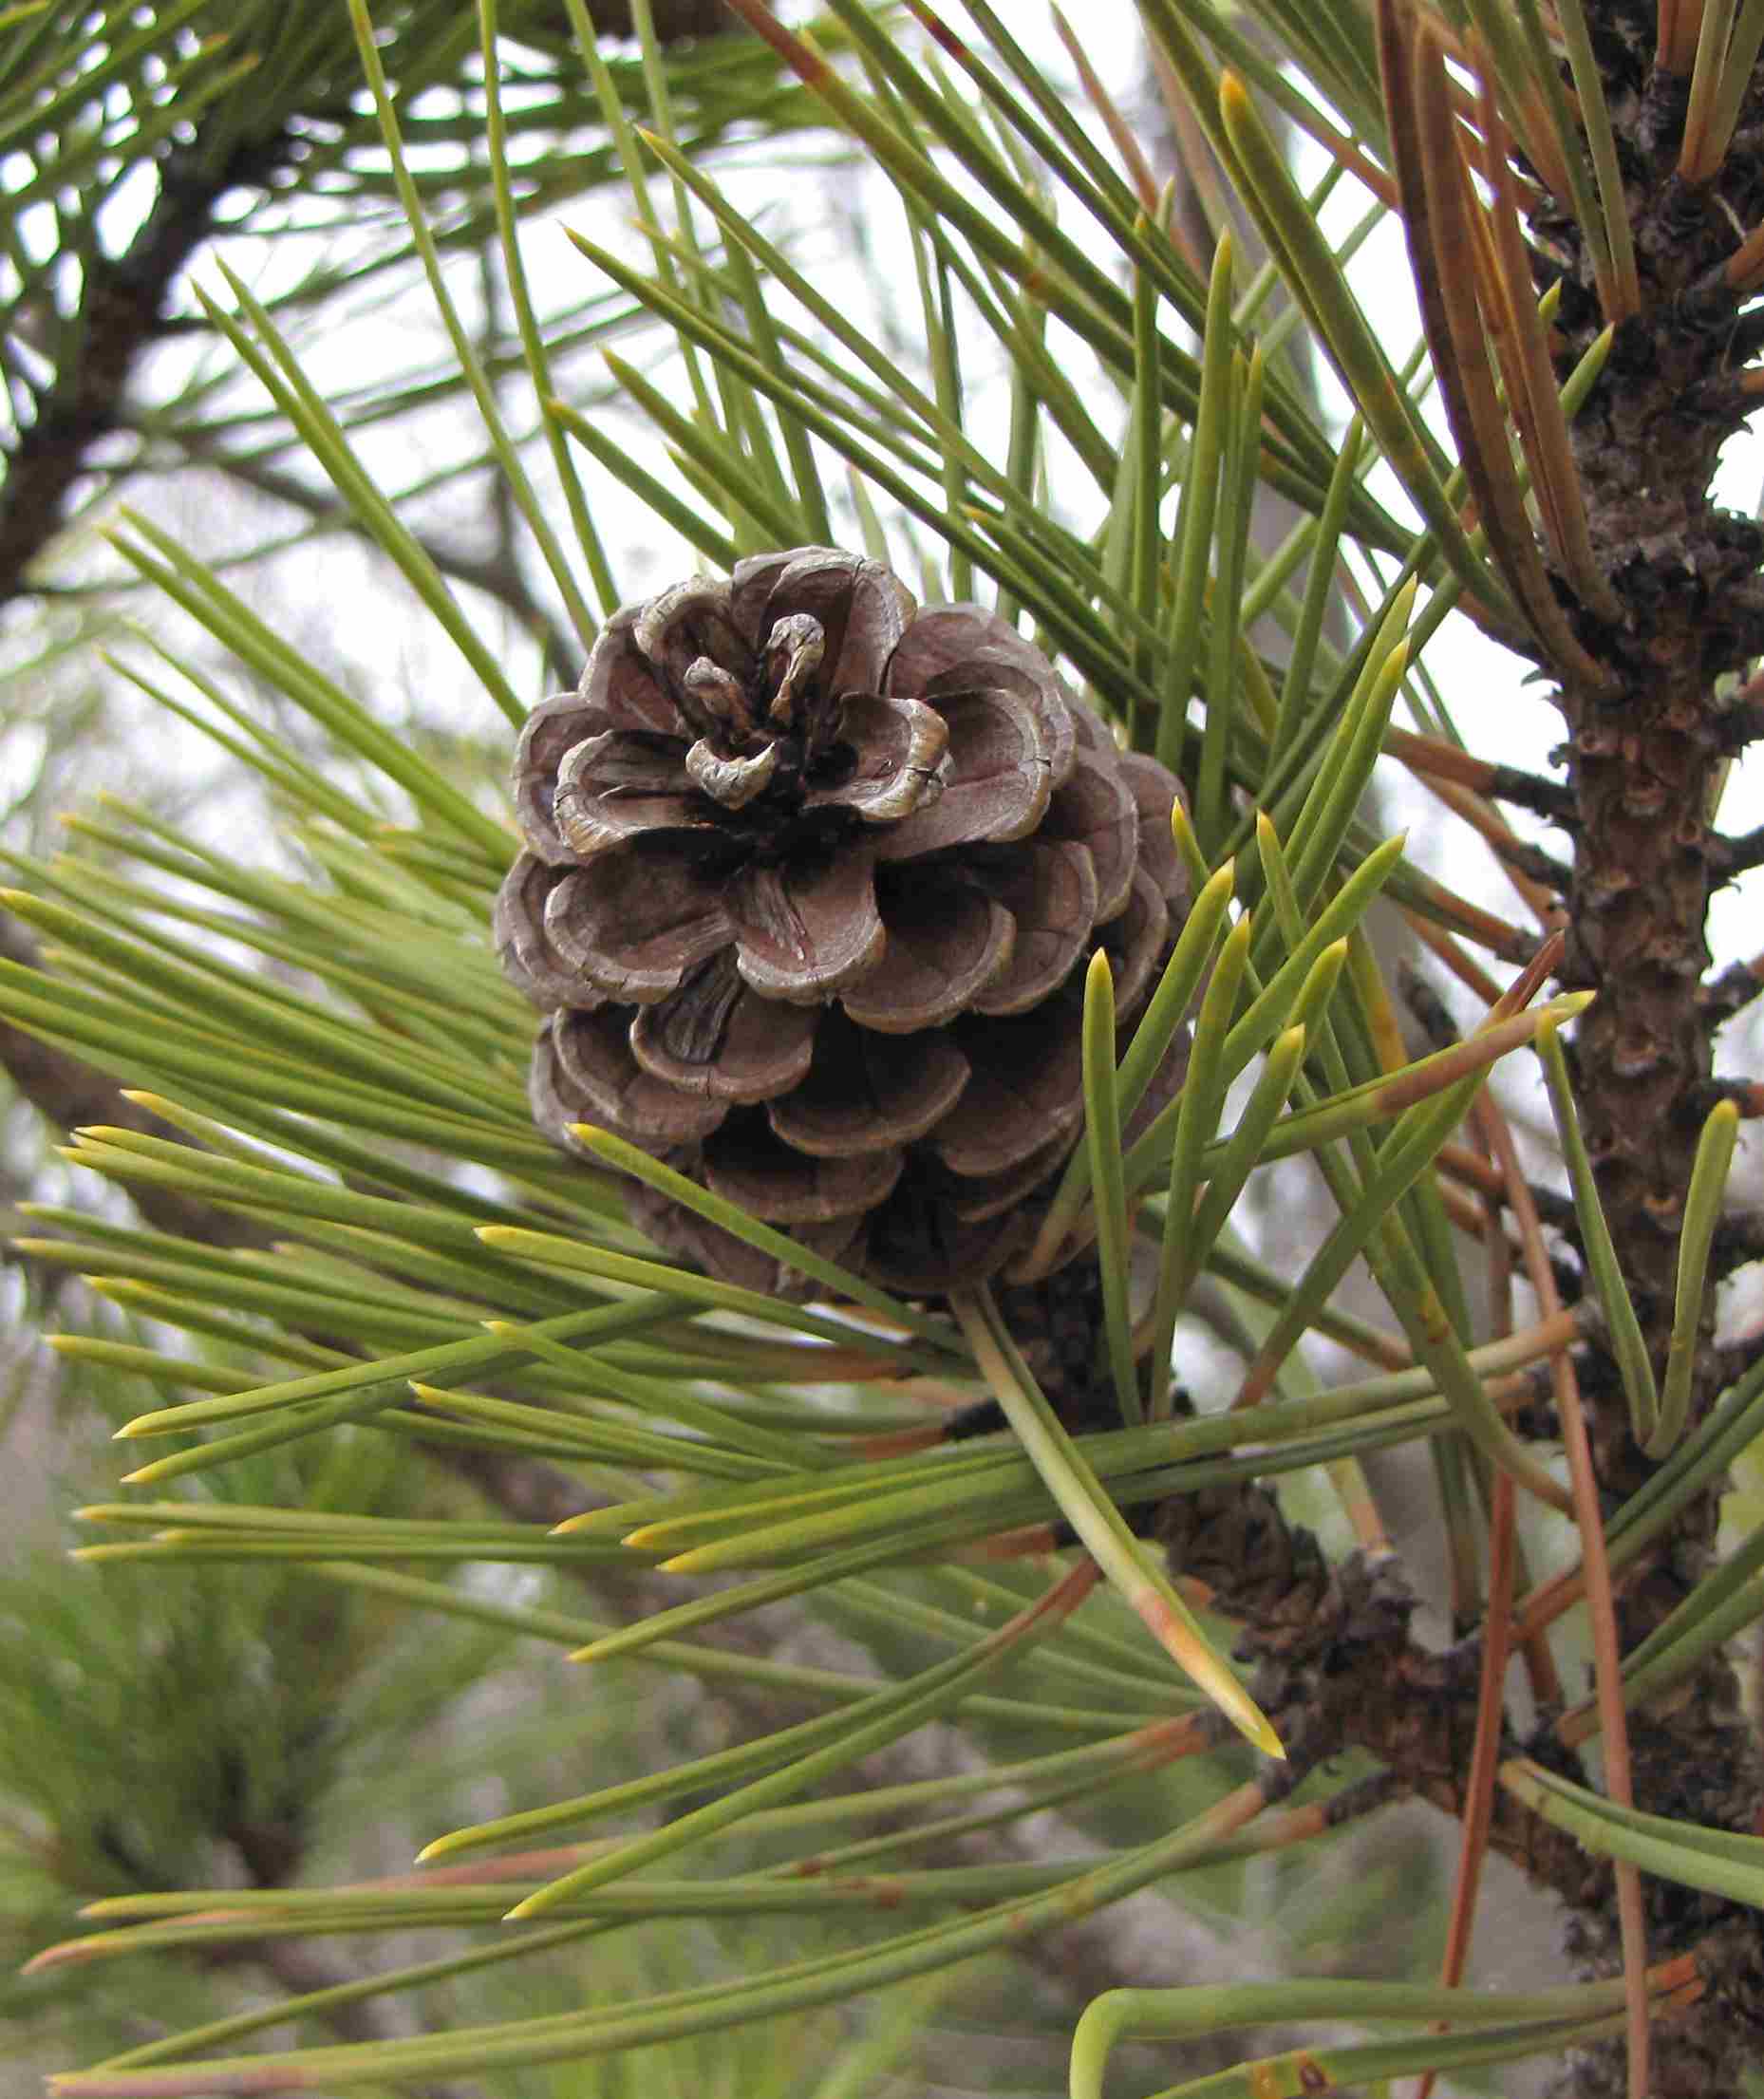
left=1374, top=9, right=1764, bottom=2079
left=0, top=134, right=294, bottom=606
left=0, top=943, right=1243, bottom=2041
left=1160, top=1471, right=1764, bottom=2086
left=14, top=8, right=1764, bottom=2091
left=0, top=0, right=739, bottom=619
left=0, top=917, right=263, bottom=1249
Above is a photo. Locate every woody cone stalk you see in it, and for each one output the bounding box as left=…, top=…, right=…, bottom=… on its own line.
left=496, top=547, right=1191, bottom=1295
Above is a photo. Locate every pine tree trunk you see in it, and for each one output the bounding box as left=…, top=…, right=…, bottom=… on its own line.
left=1536, top=10, right=1764, bottom=2090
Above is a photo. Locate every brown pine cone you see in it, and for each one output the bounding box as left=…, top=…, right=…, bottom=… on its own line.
left=495, top=547, right=1191, bottom=1296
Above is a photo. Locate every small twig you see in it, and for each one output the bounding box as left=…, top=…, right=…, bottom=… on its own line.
left=1698, top=955, right=1764, bottom=1024
left=0, top=137, right=295, bottom=609
left=1384, top=726, right=1576, bottom=822
left=1687, top=1076, right=1764, bottom=1121
left=1413, top=768, right=1570, bottom=905
left=1710, top=822, right=1764, bottom=879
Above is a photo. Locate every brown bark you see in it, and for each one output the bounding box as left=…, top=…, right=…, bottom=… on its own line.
left=1158, top=1478, right=1764, bottom=2098
left=1544, top=9, right=1764, bottom=1390
left=0, top=135, right=292, bottom=607
left=1468, top=9, right=1764, bottom=2088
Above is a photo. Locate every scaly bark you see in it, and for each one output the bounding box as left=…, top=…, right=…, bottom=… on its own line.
left=1495, top=14, right=1764, bottom=2084
left=1542, top=5, right=1764, bottom=1420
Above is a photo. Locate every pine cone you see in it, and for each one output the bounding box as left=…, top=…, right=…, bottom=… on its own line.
left=496, top=547, right=1192, bottom=1296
